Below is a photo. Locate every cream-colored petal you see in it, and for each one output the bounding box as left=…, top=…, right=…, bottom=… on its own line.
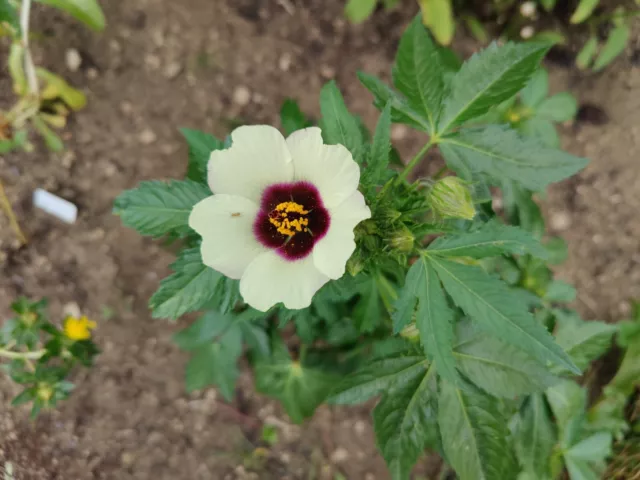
left=313, top=190, right=371, bottom=279
left=189, top=194, right=266, bottom=279
left=208, top=125, right=293, bottom=203
left=287, top=127, right=361, bottom=209
left=240, top=252, right=329, bottom=312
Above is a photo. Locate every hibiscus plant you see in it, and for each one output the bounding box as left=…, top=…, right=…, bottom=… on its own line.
left=113, top=16, right=607, bottom=479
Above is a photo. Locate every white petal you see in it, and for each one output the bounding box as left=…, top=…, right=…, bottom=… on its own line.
left=208, top=125, right=293, bottom=203
left=189, top=194, right=266, bottom=279
left=313, top=190, right=371, bottom=279
left=240, top=252, right=329, bottom=312
left=287, top=127, right=360, bottom=208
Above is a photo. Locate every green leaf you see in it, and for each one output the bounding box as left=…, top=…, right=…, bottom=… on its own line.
left=520, top=69, right=549, bottom=108
left=32, top=116, right=64, bottom=152
left=520, top=117, right=560, bottom=148
left=428, top=256, right=579, bottom=373
left=554, top=315, right=616, bottom=371
left=357, top=72, right=429, bottom=130
left=113, top=180, right=210, bottom=237
left=180, top=128, right=224, bottom=184
left=515, top=393, right=557, bottom=478
left=173, top=310, right=234, bottom=350
left=439, top=125, right=589, bottom=191
left=437, top=42, right=550, bottom=133
left=453, top=322, right=558, bottom=398
left=463, top=15, right=488, bottom=44
left=570, top=0, right=600, bottom=24
left=373, top=362, right=439, bottom=480
left=545, top=237, right=568, bottom=264
left=576, top=37, right=598, bottom=70
left=545, top=380, right=586, bottom=432
left=35, top=0, right=105, bottom=31
left=566, top=432, right=612, bottom=461
left=438, top=379, right=517, bottom=480
left=593, top=25, right=630, bottom=71
left=362, top=102, right=391, bottom=187
left=564, top=458, right=599, bottom=480
left=392, top=257, right=459, bottom=383
left=427, top=219, right=548, bottom=259
left=254, top=336, right=340, bottom=423
left=538, top=93, right=578, bottom=122
left=149, top=247, right=225, bottom=320
left=280, top=98, right=313, bottom=136
left=0, top=0, right=19, bottom=31
left=185, top=330, right=242, bottom=400
left=345, top=0, right=377, bottom=24
left=330, top=354, right=427, bottom=405
left=319, top=80, right=364, bottom=157
left=418, top=0, right=455, bottom=46
left=12, top=388, right=34, bottom=406
left=540, top=0, right=557, bottom=11
left=393, top=15, right=446, bottom=131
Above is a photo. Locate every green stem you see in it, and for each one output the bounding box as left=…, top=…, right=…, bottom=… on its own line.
left=397, top=140, right=434, bottom=184
left=433, top=165, right=449, bottom=179
left=0, top=347, right=45, bottom=360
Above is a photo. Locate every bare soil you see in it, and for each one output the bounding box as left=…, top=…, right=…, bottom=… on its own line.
left=0, top=1, right=638, bottom=479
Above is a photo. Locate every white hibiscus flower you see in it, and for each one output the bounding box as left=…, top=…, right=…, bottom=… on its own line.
left=189, top=125, right=371, bottom=312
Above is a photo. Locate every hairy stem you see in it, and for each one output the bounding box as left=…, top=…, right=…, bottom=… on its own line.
left=397, top=140, right=434, bottom=184
left=0, top=347, right=45, bottom=360
left=20, top=0, right=39, bottom=96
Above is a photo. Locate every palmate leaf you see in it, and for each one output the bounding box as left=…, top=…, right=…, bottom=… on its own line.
left=392, top=257, right=459, bottom=383
left=427, top=219, right=548, bottom=259
left=453, top=321, right=558, bottom=398
left=280, top=99, right=313, bottom=136
left=113, top=179, right=211, bottom=237
left=427, top=256, right=579, bottom=373
left=393, top=15, right=445, bottom=132
left=149, top=247, right=225, bottom=320
left=362, top=102, right=391, bottom=188
left=514, top=393, right=557, bottom=478
left=180, top=128, right=225, bottom=184
left=319, top=80, right=365, bottom=158
left=437, top=42, right=550, bottom=133
left=438, top=379, right=517, bottom=480
left=439, top=126, right=588, bottom=191
left=253, top=336, right=340, bottom=423
left=357, top=72, right=430, bottom=130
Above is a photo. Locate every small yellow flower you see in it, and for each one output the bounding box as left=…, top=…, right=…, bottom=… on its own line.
left=63, top=315, right=96, bottom=341
left=37, top=383, right=54, bottom=402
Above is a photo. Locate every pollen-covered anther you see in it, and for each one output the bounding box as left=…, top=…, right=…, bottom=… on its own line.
left=268, top=201, right=310, bottom=236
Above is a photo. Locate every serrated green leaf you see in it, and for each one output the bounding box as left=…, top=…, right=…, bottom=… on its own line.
left=330, top=354, right=427, bottom=405
left=373, top=362, right=439, bottom=480
left=185, top=330, right=242, bottom=400
left=149, top=247, right=225, bottom=320
left=554, top=315, right=616, bottom=372
left=593, top=25, right=630, bottom=71
left=576, top=37, right=598, bottom=70
left=453, top=321, right=558, bottom=398
left=428, top=256, right=579, bottom=373
left=393, top=257, right=459, bottom=383
left=520, top=69, right=549, bottom=108
left=0, top=0, right=19, bottom=31
left=439, top=125, right=589, bottom=191
left=564, top=457, right=599, bottom=480
left=545, top=237, right=568, bottom=264
left=319, top=80, right=364, bottom=158
left=544, top=280, right=577, bottom=303
left=393, top=15, right=445, bottom=131
left=254, top=336, right=340, bottom=423
left=173, top=310, right=235, bottom=350
left=520, top=117, right=560, bottom=148
left=438, top=379, right=517, bottom=480
left=438, top=42, right=550, bottom=133
left=570, top=0, right=599, bottom=24
left=345, top=0, right=377, bottom=23
left=357, top=71, right=429, bottom=130
left=566, top=432, right=612, bottom=461
left=11, top=388, right=34, bottom=406
left=515, top=393, right=557, bottom=478
left=180, top=128, right=224, bottom=184
left=280, top=98, right=313, bottom=136
left=418, top=0, right=455, bottom=46
left=546, top=380, right=586, bottom=432
left=35, top=0, right=105, bottom=31
left=113, top=180, right=211, bottom=237
left=362, top=102, right=391, bottom=187
left=538, top=93, right=578, bottom=122
left=427, top=219, right=548, bottom=259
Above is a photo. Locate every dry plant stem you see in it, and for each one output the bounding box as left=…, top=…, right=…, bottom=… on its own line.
left=0, top=347, right=45, bottom=360
left=20, top=0, right=39, bottom=96
left=0, top=178, right=27, bottom=244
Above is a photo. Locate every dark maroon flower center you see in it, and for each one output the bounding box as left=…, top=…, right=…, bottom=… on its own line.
left=253, top=182, right=330, bottom=261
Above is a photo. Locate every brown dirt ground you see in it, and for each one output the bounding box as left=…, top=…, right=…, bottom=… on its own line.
left=0, top=0, right=638, bottom=479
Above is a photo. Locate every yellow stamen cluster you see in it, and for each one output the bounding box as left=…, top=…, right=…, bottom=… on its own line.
left=269, top=201, right=310, bottom=237
left=63, top=315, right=97, bottom=341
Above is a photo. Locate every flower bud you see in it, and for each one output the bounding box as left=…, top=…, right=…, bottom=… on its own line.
left=428, top=177, right=476, bottom=221
left=20, top=312, right=37, bottom=327
left=346, top=252, right=366, bottom=277
left=37, top=383, right=54, bottom=402
left=388, top=226, right=415, bottom=253
left=400, top=323, right=420, bottom=342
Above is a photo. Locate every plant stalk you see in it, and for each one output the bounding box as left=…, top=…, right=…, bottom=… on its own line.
left=0, top=347, right=45, bottom=360
left=0, top=179, right=27, bottom=245
left=20, top=0, right=39, bottom=97
left=397, top=140, right=434, bottom=184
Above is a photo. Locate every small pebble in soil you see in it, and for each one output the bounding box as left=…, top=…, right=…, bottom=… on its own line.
left=139, top=128, right=157, bottom=145
left=86, top=67, right=99, bottom=79
left=520, top=25, right=534, bottom=39
left=320, top=65, right=336, bottom=79
left=164, top=61, right=182, bottom=80
left=353, top=420, right=366, bottom=436
left=279, top=52, right=292, bottom=71
left=330, top=447, right=349, bottom=463
left=65, top=48, right=82, bottom=71
left=233, top=86, right=252, bottom=106
left=391, top=124, right=408, bottom=141
left=550, top=211, right=571, bottom=231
